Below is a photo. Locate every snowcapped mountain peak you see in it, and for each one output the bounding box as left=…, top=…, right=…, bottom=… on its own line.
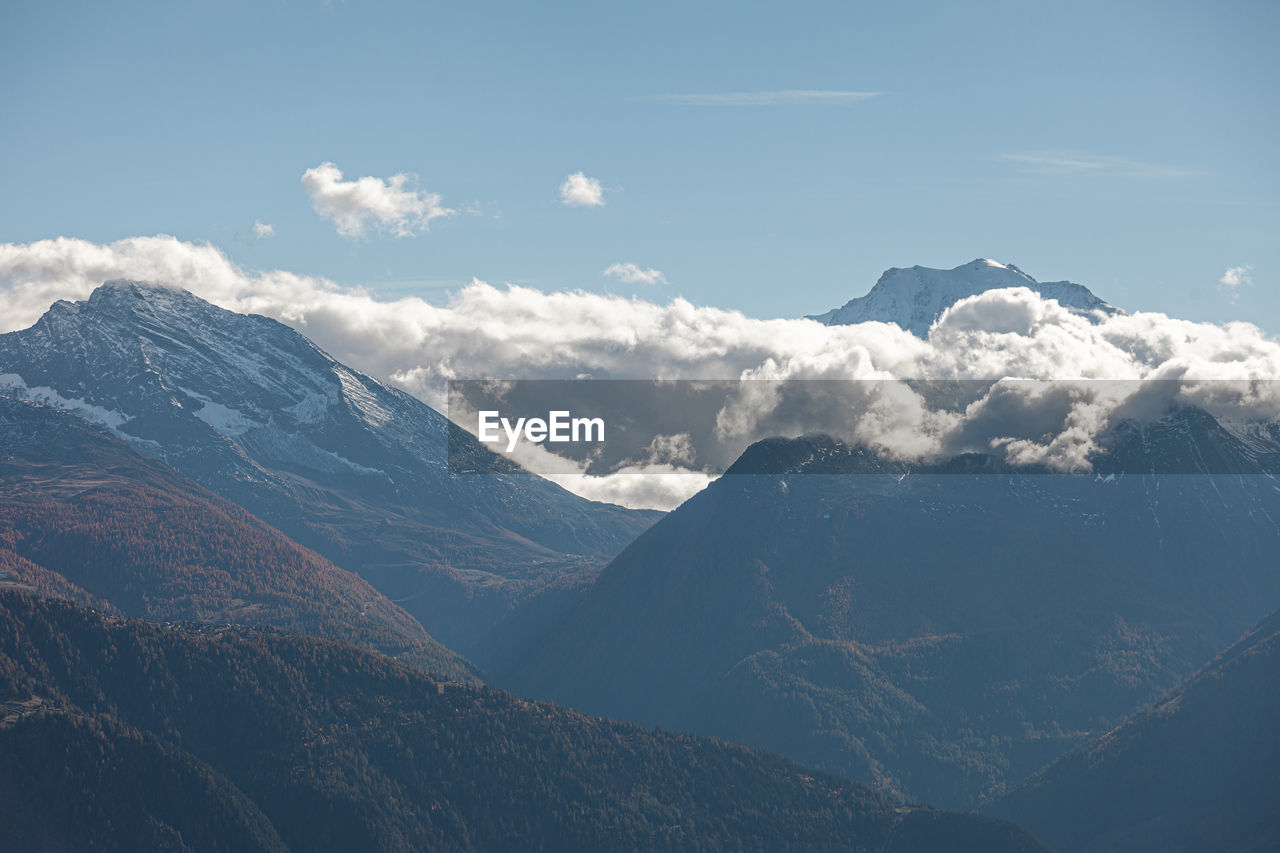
left=85, top=278, right=206, bottom=314
left=0, top=280, right=430, bottom=486
left=972, top=258, right=1029, bottom=276
left=29, top=280, right=332, bottom=404
left=92, top=277, right=177, bottom=296
left=808, top=259, right=1117, bottom=336
left=0, top=279, right=657, bottom=658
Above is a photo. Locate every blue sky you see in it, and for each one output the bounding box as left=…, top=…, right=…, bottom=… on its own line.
left=2, top=0, right=1276, bottom=327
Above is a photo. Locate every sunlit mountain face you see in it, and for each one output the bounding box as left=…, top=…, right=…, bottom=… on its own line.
left=0, top=281, right=659, bottom=660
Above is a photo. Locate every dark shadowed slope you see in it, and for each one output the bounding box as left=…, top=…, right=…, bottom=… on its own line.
left=989, top=607, right=1280, bottom=853
left=0, top=395, right=476, bottom=682
left=501, top=416, right=1280, bottom=808
left=0, top=591, right=1050, bottom=853
left=0, top=712, right=289, bottom=853
left=0, top=281, right=658, bottom=658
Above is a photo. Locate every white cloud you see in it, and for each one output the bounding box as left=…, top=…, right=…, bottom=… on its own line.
left=301, top=161, right=453, bottom=238
left=604, top=262, right=667, bottom=286
left=642, top=433, right=697, bottom=466
left=1219, top=265, right=1254, bottom=303
left=252, top=220, right=276, bottom=239
left=999, top=150, right=1196, bottom=179
left=559, top=172, right=605, bottom=207
left=5, top=235, right=1280, bottom=508
left=641, top=90, right=881, bottom=106
left=550, top=465, right=712, bottom=510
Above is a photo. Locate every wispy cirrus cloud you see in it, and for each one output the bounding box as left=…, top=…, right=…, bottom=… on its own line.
left=639, top=89, right=881, bottom=106
left=302, top=161, right=453, bottom=239
left=999, top=149, right=1196, bottom=179
left=604, top=262, right=667, bottom=285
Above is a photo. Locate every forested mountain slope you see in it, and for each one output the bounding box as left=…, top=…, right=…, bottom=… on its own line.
left=0, top=395, right=476, bottom=682
left=0, top=591, right=1049, bottom=852
left=989, top=606, right=1280, bottom=852
left=502, top=417, right=1280, bottom=807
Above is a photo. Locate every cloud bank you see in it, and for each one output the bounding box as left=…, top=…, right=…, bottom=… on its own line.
left=3, top=235, right=1280, bottom=508
left=302, top=162, right=453, bottom=238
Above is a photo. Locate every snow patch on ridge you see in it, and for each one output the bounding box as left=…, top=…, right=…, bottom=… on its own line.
left=178, top=387, right=264, bottom=436
left=0, top=373, right=132, bottom=430
left=285, top=389, right=334, bottom=425
left=335, top=367, right=392, bottom=427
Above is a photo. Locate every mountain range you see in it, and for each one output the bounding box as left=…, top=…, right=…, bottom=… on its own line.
left=0, top=281, right=658, bottom=660
left=499, top=417, right=1280, bottom=807
left=2, top=263, right=1277, bottom=849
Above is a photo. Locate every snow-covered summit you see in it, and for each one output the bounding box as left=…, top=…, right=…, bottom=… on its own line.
left=0, top=279, right=437, bottom=484
left=808, top=259, right=1118, bottom=336
left=0, top=280, right=657, bottom=655
left=0, top=279, right=650, bottom=556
